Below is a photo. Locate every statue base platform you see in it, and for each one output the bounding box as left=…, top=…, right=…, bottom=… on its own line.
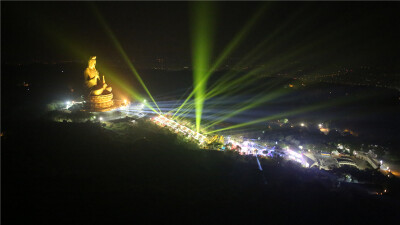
left=86, top=93, right=114, bottom=112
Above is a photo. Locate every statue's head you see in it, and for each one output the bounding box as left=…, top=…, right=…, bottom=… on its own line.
left=88, top=56, right=97, bottom=69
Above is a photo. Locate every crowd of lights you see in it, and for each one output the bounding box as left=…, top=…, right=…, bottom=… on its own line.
left=151, top=115, right=207, bottom=144
left=286, top=147, right=309, bottom=168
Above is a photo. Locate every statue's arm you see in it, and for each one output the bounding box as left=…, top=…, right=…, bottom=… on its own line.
left=84, top=69, right=100, bottom=88
left=85, top=69, right=99, bottom=81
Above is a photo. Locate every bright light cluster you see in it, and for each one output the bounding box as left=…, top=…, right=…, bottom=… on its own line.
left=225, top=137, right=266, bottom=156
left=65, top=100, right=75, bottom=109
left=239, top=141, right=258, bottom=155
left=152, top=115, right=207, bottom=144
left=287, top=148, right=309, bottom=168
left=116, top=99, right=130, bottom=110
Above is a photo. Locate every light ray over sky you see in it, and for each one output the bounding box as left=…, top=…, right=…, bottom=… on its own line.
left=190, top=1, right=215, bottom=132
left=91, top=3, right=162, bottom=113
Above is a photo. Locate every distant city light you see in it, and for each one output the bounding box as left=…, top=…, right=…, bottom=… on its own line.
left=318, top=124, right=322, bottom=128
left=300, top=123, right=305, bottom=127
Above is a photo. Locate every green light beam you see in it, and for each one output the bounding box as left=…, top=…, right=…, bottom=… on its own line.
left=205, top=32, right=328, bottom=101
left=204, top=86, right=291, bottom=129
left=203, top=6, right=311, bottom=98
left=191, top=35, right=327, bottom=125
left=200, top=77, right=289, bottom=122
left=175, top=3, right=268, bottom=123
left=190, top=1, right=215, bottom=132
left=205, top=3, right=269, bottom=76
left=167, top=87, right=193, bottom=115
left=207, top=92, right=372, bottom=134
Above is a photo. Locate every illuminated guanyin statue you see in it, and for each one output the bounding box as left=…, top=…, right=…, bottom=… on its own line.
left=84, top=56, right=114, bottom=110
left=84, top=56, right=112, bottom=95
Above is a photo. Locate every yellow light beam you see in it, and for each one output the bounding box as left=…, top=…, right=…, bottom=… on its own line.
left=91, top=4, right=162, bottom=113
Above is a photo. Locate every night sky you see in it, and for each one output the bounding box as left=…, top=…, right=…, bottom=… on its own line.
left=2, top=1, right=400, bottom=69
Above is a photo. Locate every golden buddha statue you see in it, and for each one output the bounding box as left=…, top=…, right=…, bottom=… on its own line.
left=84, top=56, right=112, bottom=96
